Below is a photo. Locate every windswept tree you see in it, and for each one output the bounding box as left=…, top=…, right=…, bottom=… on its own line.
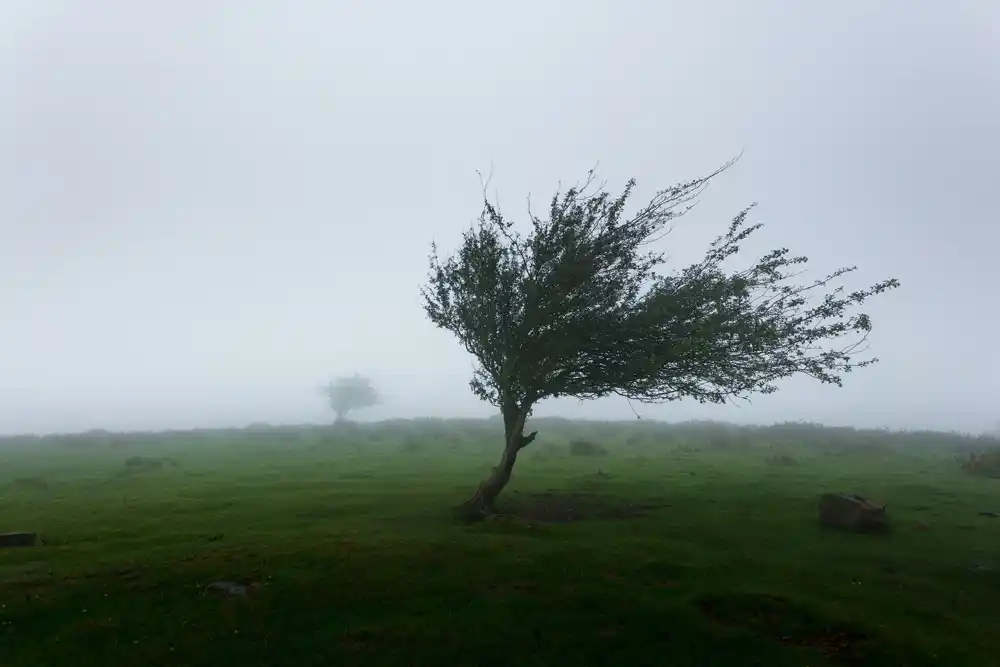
left=322, top=373, right=380, bottom=423
left=422, top=159, right=899, bottom=520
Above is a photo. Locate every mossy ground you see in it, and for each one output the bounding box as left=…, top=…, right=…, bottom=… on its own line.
left=1, top=421, right=998, bottom=666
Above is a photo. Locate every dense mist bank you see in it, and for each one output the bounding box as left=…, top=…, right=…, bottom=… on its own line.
left=2, top=417, right=996, bottom=453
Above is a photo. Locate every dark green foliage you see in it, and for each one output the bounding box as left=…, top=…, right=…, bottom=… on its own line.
left=961, top=449, right=1000, bottom=478
left=531, top=440, right=561, bottom=458
left=767, top=454, right=799, bottom=467
left=321, top=373, right=379, bottom=422
left=3, top=420, right=991, bottom=456
left=422, top=160, right=899, bottom=415
left=123, top=455, right=178, bottom=471
left=568, top=439, right=608, bottom=457
left=421, top=160, right=899, bottom=508
left=400, top=436, right=425, bottom=453
left=704, top=424, right=745, bottom=450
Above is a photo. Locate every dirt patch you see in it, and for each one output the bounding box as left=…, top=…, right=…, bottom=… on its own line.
left=697, top=592, right=878, bottom=665
left=0, top=531, right=39, bottom=548
left=497, top=491, right=669, bottom=524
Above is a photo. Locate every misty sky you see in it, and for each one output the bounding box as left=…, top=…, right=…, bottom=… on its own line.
left=1, top=1, right=998, bottom=435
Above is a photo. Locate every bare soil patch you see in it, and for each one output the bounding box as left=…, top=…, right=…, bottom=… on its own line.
left=697, top=592, right=879, bottom=665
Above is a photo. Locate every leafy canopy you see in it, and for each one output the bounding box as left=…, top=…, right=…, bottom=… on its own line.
left=323, top=373, right=379, bottom=419
left=421, top=161, right=899, bottom=414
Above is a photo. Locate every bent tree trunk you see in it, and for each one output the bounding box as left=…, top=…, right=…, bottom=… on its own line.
left=455, top=403, right=537, bottom=523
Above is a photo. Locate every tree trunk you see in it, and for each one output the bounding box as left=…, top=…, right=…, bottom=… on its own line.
left=454, top=404, right=537, bottom=523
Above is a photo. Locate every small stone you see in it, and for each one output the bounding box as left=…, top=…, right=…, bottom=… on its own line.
left=207, top=581, right=245, bottom=596
left=207, top=580, right=259, bottom=597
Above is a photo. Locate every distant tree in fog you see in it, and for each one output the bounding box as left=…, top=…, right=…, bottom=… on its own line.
left=322, top=374, right=379, bottom=423
left=421, top=158, right=900, bottom=521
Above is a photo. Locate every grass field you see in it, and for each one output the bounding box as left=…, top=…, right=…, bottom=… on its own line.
left=1, top=419, right=998, bottom=666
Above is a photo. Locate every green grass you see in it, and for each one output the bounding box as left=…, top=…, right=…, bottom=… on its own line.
left=1, top=421, right=999, bottom=666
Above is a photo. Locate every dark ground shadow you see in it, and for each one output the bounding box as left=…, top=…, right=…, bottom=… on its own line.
left=697, top=592, right=882, bottom=666
left=495, top=490, right=671, bottom=524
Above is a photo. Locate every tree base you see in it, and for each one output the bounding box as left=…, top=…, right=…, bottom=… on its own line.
left=453, top=429, right=539, bottom=524
left=453, top=497, right=494, bottom=524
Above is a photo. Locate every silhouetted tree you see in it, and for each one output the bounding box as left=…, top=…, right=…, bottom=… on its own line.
left=421, top=158, right=899, bottom=520
left=322, top=373, right=379, bottom=423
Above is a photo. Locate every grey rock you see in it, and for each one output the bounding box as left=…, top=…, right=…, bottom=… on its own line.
left=818, top=493, right=889, bottom=533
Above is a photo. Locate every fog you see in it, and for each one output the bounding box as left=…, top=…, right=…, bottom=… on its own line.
left=1, top=1, right=997, bottom=435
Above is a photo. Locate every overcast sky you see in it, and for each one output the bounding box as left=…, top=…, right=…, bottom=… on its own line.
left=1, top=1, right=997, bottom=435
